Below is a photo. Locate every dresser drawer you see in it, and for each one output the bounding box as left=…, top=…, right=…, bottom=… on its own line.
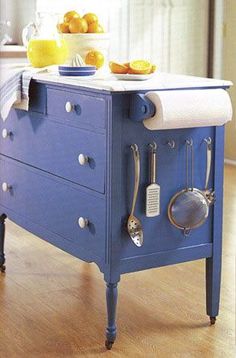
left=47, top=88, right=107, bottom=129
left=0, top=156, right=106, bottom=260
left=0, top=111, right=105, bottom=193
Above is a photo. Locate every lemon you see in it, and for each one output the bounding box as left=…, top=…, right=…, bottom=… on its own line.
left=57, top=22, right=70, bottom=33
left=83, top=13, right=98, bottom=25
left=69, top=17, right=88, bottom=33
left=85, top=50, right=105, bottom=69
left=64, top=11, right=80, bottom=23
left=87, top=22, right=104, bottom=33
left=109, top=61, right=128, bottom=74
left=129, top=60, right=152, bottom=74
left=151, top=64, right=157, bottom=73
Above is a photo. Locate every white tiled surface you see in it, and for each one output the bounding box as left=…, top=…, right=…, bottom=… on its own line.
left=32, top=71, right=233, bottom=92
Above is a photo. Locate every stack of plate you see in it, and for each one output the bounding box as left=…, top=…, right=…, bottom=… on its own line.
left=58, top=66, right=96, bottom=77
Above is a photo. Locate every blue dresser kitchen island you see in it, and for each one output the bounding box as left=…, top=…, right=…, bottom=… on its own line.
left=0, top=73, right=232, bottom=349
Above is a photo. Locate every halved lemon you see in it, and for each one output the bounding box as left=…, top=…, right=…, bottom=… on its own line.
left=109, top=61, right=128, bottom=74
left=129, top=60, right=152, bottom=74
left=151, top=64, right=157, bottom=73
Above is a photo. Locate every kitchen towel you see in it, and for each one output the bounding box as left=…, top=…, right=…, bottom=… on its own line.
left=0, top=64, right=48, bottom=121
left=143, top=89, right=233, bottom=130
left=0, top=64, right=25, bottom=121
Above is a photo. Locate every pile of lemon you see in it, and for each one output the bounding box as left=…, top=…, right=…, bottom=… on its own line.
left=109, top=60, right=157, bottom=75
left=58, top=11, right=104, bottom=34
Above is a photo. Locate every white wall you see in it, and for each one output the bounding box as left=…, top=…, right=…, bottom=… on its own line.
left=213, top=0, right=224, bottom=78
left=1, top=0, right=209, bottom=76
left=223, top=0, right=236, bottom=161
left=0, top=0, right=36, bottom=44
left=36, top=0, right=209, bottom=76
left=120, top=0, right=209, bottom=75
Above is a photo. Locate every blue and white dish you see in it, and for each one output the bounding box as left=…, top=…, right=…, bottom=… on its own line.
left=58, top=66, right=96, bottom=77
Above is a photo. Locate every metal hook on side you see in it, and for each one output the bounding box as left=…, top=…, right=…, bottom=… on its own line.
left=167, top=140, right=175, bottom=149
left=130, top=143, right=138, bottom=153
left=184, top=228, right=191, bottom=237
left=186, top=138, right=193, bottom=146
left=204, top=137, right=212, bottom=150
left=148, top=141, right=157, bottom=151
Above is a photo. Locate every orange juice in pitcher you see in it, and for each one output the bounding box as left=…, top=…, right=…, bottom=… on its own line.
left=22, top=12, right=68, bottom=68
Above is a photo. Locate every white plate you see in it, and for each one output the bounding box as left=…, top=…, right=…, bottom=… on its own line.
left=112, top=73, right=154, bottom=81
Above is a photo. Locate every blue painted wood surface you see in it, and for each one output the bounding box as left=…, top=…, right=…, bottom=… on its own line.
left=129, top=94, right=155, bottom=121
left=106, top=282, right=118, bottom=346
left=47, top=87, right=107, bottom=130
left=0, top=80, right=227, bottom=347
left=105, top=94, right=216, bottom=283
left=206, top=126, right=224, bottom=319
left=0, top=111, right=106, bottom=193
left=0, top=155, right=106, bottom=264
left=0, top=214, right=7, bottom=271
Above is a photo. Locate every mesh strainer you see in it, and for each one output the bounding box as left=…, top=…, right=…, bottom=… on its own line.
left=168, top=138, right=213, bottom=236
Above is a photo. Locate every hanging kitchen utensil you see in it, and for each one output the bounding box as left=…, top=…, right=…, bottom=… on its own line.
left=168, top=138, right=214, bottom=236
left=202, top=137, right=215, bottom=205
left=127, top=144, right=144, bottom=247
left=146, top=142, right=160, bottom=217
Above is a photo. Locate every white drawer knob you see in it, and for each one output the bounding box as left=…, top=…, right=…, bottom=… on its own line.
left=78, top=154, right=89, bottom=166
left=65, top=101, right=73, bottom=113
left=78, top=217, right=89, bottom=229
left=2, top=128, right=11, bottom=139
left=2, top=182, right=11, bottom=192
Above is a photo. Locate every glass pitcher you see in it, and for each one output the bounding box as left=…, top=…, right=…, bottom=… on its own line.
left=22, top=12, right=68, bottom=68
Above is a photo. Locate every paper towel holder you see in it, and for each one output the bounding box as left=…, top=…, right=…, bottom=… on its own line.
left=129, top=94, right=156, bottom=122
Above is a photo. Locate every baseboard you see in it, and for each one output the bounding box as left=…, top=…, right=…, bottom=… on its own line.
left=224, top=158, right=236, bottom=166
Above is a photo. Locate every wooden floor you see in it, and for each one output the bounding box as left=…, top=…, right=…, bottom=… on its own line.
left=0, top=165, right=235, bottom=358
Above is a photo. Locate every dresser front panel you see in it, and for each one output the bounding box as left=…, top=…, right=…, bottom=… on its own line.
left=0, top=156, right=106, bottom=260
left=0, top=111, right=106, bottom=193
left=47, top=88, right=107, bottom=130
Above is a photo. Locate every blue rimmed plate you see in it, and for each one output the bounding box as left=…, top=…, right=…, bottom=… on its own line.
left=58, top=66, right=96, bottom=76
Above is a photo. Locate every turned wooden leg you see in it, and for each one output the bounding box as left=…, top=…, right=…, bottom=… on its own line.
left=0, top=214, right=7, bottom=273
left=206, top=127, right=225, bottom=326
left=105, top=282, right=118, bottom=350
left=206, top=256, right=222, bottom=325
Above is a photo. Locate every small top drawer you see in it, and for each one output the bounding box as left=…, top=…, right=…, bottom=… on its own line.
left=47, top=88, right=107, bottom=129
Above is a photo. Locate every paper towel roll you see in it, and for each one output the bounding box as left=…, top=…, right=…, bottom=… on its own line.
left=143, top=89, right=233, bottom=130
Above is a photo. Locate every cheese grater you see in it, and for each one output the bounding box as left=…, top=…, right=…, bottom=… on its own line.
left=146, top=142, right=160, bottom=217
